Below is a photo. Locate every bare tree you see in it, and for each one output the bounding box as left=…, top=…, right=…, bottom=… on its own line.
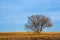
left=25, top=15, right=52, bottom=33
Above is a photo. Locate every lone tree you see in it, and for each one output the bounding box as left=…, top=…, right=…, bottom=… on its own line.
left=25, top=15, right=52, bottom=33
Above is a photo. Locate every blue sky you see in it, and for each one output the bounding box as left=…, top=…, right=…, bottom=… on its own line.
left=0, top=0, right=60, bottom=32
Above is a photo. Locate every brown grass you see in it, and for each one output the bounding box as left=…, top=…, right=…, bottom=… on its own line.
left=0, top=32, right=60, bottom=40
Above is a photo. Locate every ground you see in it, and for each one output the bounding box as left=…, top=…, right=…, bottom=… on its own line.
left=0, top=32, right=60, bottom=40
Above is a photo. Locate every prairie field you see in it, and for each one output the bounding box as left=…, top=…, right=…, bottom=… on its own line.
left=0, top=32, right=60, bottom=40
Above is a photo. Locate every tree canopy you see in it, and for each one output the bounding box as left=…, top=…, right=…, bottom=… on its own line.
left=25, top=15, right=52, bottom=33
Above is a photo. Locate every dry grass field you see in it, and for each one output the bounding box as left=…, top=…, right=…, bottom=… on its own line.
left=0, top=32, right=60, bottom=40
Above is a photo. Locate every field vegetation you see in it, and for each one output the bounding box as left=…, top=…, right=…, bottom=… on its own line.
left=0, top=32, right=60, bottom=40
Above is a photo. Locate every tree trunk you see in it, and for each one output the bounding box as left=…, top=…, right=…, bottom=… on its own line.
left=39, top=26, right=42, bottom=33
